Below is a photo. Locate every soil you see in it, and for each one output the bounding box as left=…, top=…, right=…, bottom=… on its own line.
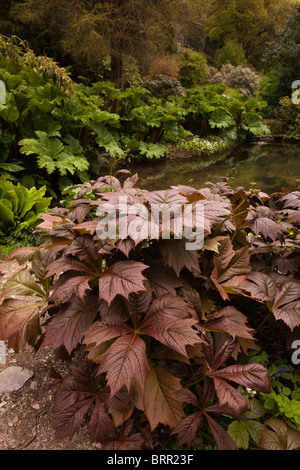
left=0, top=260, right=98, bottom=451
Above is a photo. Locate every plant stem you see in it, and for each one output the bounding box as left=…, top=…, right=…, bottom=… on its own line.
left=256, top=312, right=271, bottom=332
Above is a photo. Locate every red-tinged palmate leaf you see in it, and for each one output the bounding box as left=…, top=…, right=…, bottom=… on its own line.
left=211, top=246, right=251, bottom=301
left=243, top=273, right=300, bottom=331
left=52, top=360, right=106, bottom=440
left=116, top=238, right=135, bottom=257
left=49, top=273, right=92, bottom=304
left=172, top=384, right=240, bottom=449
left=46, top=255, right=98, bottom=278
left=126, top=290, right=153, bottom=324
left=216, top=247, right=251, bottom=284
left=0, top=298, right=43, bottom=352
left=273, top=300, right=300, bottom=331
left=101, top=420, right=145, bottom=450
left=246, top=206, right=284, bottom=241
left=213, top=376, right=250, bottom=414
left=172, top=412, right=202, bottom=447
left=64, top=235, right=98, bottom=270
left=99, top=260, right=148, bottom=305
left=5, top=246, right=41, bottom=264
left=281, top=191, right=300, bottom=209
left=141, top=293, right=189, bottom=325
left=98, top=333, right=149, bottom=395
left=35, top=213, right=71, bottom=234
left=212, top=236, right=235, bottom=270
left=42, top=295, right=100, bottom=354
left=159, top=239, right=200, bottom=277
left=104, top=386, right=135, bottom=427
left=146, top=189, right=187, bottom=206
left=141, top=317, right=201, bottom=357
left=143, top=364, right=184, bottom=430
left=204, top=306, right=254, bottom=340
left=205, top=335, right=237, bottom=371
left=242, top=272, right=276, bottom=302
left=145, top=262, right=183, bottom=297
left=215, top=363, right=272, bottom=393
left=88, top=400, right=114, bottom=443
left=83, top=315, right=132, bottom=347
left=204, top=413, right=238, bottom=450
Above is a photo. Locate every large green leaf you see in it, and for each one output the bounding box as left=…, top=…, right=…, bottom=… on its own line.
left=209, top=107, right=235, bottom=129
left=241, top=112, right=270, bottom=135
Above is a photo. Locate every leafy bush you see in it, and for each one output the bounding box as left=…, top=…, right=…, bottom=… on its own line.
left=0, top=175, right=51, bottom=242
left=146, top=56, right=179, bottom=79
left=275, top=97, right=300, bottom=136
left=171, top=85, right=269, bottom=138
left=177, top=49, right=208, bottom=88
left=209, top=64, right=261, bottom=96
left=1, top=172, right=300, bottom=450
left=142, top=75, right=184, bottom=99
left=0, top=35, right=271, bottom=187
left=215, top=40, right=246, bottom=69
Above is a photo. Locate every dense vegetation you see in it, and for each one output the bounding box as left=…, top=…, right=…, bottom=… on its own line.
left=0, top=0, right=299, bottom=452
left=0, top=172, right=299, bottom=450
left=0, top=35, right=269, bottom=200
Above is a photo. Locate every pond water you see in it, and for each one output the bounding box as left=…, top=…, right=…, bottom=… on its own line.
left=131, top=143, right=300, bottom=194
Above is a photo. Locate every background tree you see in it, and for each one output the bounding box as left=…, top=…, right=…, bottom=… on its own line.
left=13, top=0, right=178, bottom=87
left=176, top=0, right=296, bottom=69
left=263, top=2, right=300, bottom=104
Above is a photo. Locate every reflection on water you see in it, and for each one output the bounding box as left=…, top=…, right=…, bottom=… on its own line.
left=131, top=143, right=300, bottom=193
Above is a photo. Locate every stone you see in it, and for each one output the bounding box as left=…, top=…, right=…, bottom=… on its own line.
left=31, top=403, right=40, bottom=410
left=0, top=366, right=34, bottom=392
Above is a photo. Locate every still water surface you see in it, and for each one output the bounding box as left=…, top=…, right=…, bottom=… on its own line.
left=132, top=143, right=300, bottom=194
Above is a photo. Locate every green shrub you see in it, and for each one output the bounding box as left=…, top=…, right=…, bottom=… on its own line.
left=215, top=40, right=246, bottom=68
left=275, top=96, right=300, bottom=135
left=142, top=75, right=184, bottom=99
left=177, top=49, right=208, bottom=88
left=0, top=175, right=51, bottom=242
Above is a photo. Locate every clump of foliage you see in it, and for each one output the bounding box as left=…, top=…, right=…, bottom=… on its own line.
left=177, top=49, right=208, bottom=88
left=142, top=75, right=184, bottom=100
left=215, top=40, right=246, bottom=69
left=209, top=64, right=261, bottom=96
left=1, top=171, right=299, bottom=450
left=0, top=35, right=270, bottom=194
left=275, top=97, right=300, bottom=136
left=0, top=175, right=51, bottom=242
left=228, top=348, right=300, bottom=450
left=263, top=2, right=300, bottom=105
left=171, top=84, right=269, bottom=138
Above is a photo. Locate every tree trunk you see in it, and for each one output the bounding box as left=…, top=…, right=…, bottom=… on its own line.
left=110, top=52, right=125, bottom=89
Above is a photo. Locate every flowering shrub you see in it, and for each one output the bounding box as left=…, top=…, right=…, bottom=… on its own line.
left=209, top=64, right=261, bottom=96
